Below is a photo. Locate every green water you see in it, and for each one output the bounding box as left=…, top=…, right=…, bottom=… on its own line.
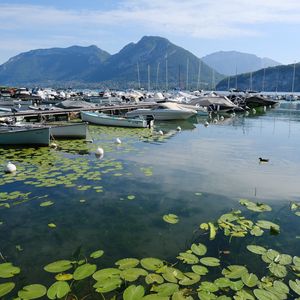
left=0, top=102, right=300, bottom=299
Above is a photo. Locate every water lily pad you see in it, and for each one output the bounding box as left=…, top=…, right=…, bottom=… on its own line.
left=177, top=252, right=199, bottom=264
left=18, top=284, right=47, bottom=299
left=116, top=258, right=139, bottom=270
left=90, top=250, right=104, bottom=259
left=198, top=281, right=219, bottom=293
left=141, top=258, right=164, bottom=271
left=222, top=265, right=248, bottom=279
left=172, top=290, right=194, bottom=300
left=55, top=273, right=73, bottom=281
left=94, top=277, right=122, bottom=293
left=192, top=265, right=209, bottom=275
left=208, top=222, right=217, bottom=240
left=163, top=214, right=179, bottom=224
left=253, top=288, right=277, bottom=300
left=123, top=285, right=145, bottom=300
left=121, top=267, right=148, bottom=282
left=151, top=283, right=179, bottom=296
left=256, top=220, right=280, bottom=232
left=273, top=281, right=289, bottom=294
left=93, top=268, right=121, bottom=281
left=278, top=254, right=292, bottom=265
left=178, top=272, right=200, bottom=285
left=241, top=273, right=258, bottom=287
left=246, top=245, right=267, bottom=255
left=230, top=280, right=244, bottom=291
left=294, top=256, right=300, bottom=266
left=234, top=289, right=255, bottom=300
left=146, top=273, right=164, bottom=284
left=200, top=257, right=220, bottom=267
left=40, top=201, right=54, bottom=207
left=159, top=266, right=185, bottom=283
left=239, top=199, right=271, bottom=212
left=73, top=263, right=97, bottom=280
left=197, top=290, right=217, bottom=300
left=47, top=281, right=70, bottom=299
left=0, top=262, right=20, bottom=278
left=127, top=195, right=136, bottom=200
left=289, top=279, right=300, bottom=295
left=48, top=223, right=56, bottom=228
left=44, top=260, right=73, bottom=273
left=0, top=282, right=15, bottom=297
left=214, top=277, right=231, bottom=288
left=143, top=295, right=169, bottom=300
left=191, top=243, right=207, bottom=256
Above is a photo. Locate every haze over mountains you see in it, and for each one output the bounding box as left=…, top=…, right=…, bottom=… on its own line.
left=0, top=36, right=291, bottom=90
left=202, top=51, right=281, bottom=76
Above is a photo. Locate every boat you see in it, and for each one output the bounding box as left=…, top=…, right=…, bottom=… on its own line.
left=0, top=126, right=50, bottom=146
left=81, top=111, right=149, bottom=128
left=125, top=102, right=197, bottom=120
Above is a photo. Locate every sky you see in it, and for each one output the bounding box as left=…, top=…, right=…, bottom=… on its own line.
left=1, top=0, right=300, bottom=65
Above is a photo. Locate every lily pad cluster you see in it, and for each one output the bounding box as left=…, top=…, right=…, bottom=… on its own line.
left=291, top=202, right=300, bottom=217
left=239, top=199, right=272, bottom=212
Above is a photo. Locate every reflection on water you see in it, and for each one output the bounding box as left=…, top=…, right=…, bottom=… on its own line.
left=0, top=104, right=300, bottom=288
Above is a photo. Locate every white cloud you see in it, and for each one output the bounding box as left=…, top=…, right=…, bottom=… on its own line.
left=1, top=0, right=300, bottom=62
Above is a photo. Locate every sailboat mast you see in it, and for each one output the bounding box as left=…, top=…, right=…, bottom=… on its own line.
left=292, top=62, right=296, bottom=94
left=197, top=60, right=201, bottom=90
left=262, top=67, right=266, bottom=92
left=165, top=53, right=168, bottom=91
left=186, top=58, right=189, bottom=90
left=156, top=62, right=160, bottom=90
left=250, top=72, right=253, bottom=91
left=148, top=65, right=151, bottom=91
left=137, top=62, right=141, bottom=89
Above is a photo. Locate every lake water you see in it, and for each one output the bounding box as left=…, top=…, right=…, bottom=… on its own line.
left=0, top=101, right=300, bottom=299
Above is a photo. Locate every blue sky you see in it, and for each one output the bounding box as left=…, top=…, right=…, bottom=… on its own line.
left=1, top=0, right=300, bottom=65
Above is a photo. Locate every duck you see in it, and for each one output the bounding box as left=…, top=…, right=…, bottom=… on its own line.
left=259, top=157, right=269, bottom=163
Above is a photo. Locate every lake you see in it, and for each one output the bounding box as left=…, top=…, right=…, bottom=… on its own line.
left=0, top=102, right=299, bottom=299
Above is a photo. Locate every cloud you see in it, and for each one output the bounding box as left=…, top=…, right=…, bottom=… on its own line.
left=1, top=0, right=300, bottom=63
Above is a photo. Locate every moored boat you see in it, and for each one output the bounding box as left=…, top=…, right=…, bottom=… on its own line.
left=0, top=126, right=50, bottom=146
left=81, top=111, right=149, bottom=128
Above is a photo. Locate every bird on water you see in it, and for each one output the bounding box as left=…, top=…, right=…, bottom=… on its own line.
left=259, top=157, right=269, bottom=163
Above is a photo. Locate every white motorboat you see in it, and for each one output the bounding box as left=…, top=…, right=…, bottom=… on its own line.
left=0, top=126, right=50, bottom=146
left=125, top=102, right=197, bottom=120
left=81, top=111, right=149, bottom=128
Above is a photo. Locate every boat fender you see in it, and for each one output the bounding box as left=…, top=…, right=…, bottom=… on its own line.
left=176, top=126, right=181, bottom=132
left=95, top=147, right=104, bottom=157
left=115, top=138, right=122, bottom=144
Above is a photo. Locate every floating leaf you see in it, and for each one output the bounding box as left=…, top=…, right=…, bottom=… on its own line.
left=44, top=260, right=73, bottom=273
left=18, top=284, right=47, bottom=299
left=178, top=272, right=200, bottom=286
left=278, top=254, right=292, bottom=265
left=239, top=199, right=271, bottom=212
left=47, top=281, right=70, bottom=299
left=146, top=273, right=164, bottom=284
left=143, top=295, right=169, bottom=300
left=294, top=256, right=300, bottom=266
left=90, top=250, right=104, bottom=259
left=200, top=257, right=220, bottom=267
left=198, top=281, right=219, bottom=293
left=197, top=291, right=217, bottom=300
left=141, top=258, right=164, bottom=271
left=123, top=285, right=145, bottom=300
left=93, top=268, right=121, bottom=281
left=234, top=289, right=255, bottom=300
left=177, top=252, right=199, bottom=264
left=222, top=265, right=248, bottom=279
left=0, top=262, right=20, bottom=278
left=195, top=192, right=202, bottom=196
left=256, top=220, right=280, bottom=232
left=253, top=288, right=277, bottom=300
left=208, top=222, right=217, bottom=240
left=191, top=243, right=207, bottom=256
left=116, top=258, right=139, bottom=270
left=163, top=214, right=179, bottom=224
left=39, top=201, right=54, bottom=207
left=73, top=263, right=97, bottom=280
left=48, top=223, right=56, bottom=228
left=273, top=281, right=289, bottom=294
left=0, top=282, right=15, bottom=298
left=230, top=280, right=244, bottom=291
left=94, top=278, right=122, bottom=293
left=289, top=279, right=300, bottom=295
left=127, top=195, right=136, bottom=200
left=214, top=277, right=231, bottom=288
left=246, top=245, right=267, bottom=255
left=121, top=268, right=148, bottom=282
left=250, top=226, right=264, bottom=236
left=172, top=290, right=194, bottom=300
left=192, top=265, right=209, bottom=275
left=151, top=283, right=179, bottom=296
left=55, top=273, right=73, bottom=281
left=241, top=273, right=258, bottom=287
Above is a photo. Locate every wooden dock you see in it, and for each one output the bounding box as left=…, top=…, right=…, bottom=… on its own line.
left=0, top=103, right=156, bottom=122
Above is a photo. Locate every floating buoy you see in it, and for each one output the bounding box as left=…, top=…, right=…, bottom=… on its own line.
left=5, top=162, right=16, bottom=173
left=252, top=108, right=256, bottom=114
left=176, top=126, right=181, bottom=132
left=213, top=119, right=218, bottom=124
left=220, top=116, right=224, bottom=121
left=115, top=138, right=122, bottom=144
left=158, top=130, right=164, bottom=135
left=263, top=106, right=267, bottom=112
left=50, top=142, right=58, bottom=149
left=95, top=147, right=104, bottom=156
left=204, top=121, right=209, bottom=127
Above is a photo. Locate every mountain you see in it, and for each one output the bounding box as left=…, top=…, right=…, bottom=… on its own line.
left=0, top=36, right=223, bottom=89
left=0, top=45, right=111, bottom=86
left=216, top=63, right=300, bottom=92
left=201, top=51, right=281, bottom=76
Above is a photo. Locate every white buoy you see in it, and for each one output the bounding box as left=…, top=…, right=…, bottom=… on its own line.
left=176, top=126, right=182, bottom=132
left=158, top=130, right=164, bottom=135
left=252, top=108, right=256, bottom=114
left=95, top=147, right=104, bottom=156
left=220, top=116, right=224, bottom=121
left=263, top=106, right=267, bottom=112
left=115, top=138, right=122, bottom=144
left=213, top=119, right=218, bottom=124
left=5, top=162, right=16, bottom=173
left=50, top=142, right=58, bottom=149
left=204, top=121, right=209, bottom=127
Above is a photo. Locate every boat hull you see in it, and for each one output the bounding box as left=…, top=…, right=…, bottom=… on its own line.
left=81, top=111, right=148, bottom=128
left=49, top=123, right=88, bottom=139
left=0, top=127, right=50, bottom=146
left=126, top=109, right=196, bottom=120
